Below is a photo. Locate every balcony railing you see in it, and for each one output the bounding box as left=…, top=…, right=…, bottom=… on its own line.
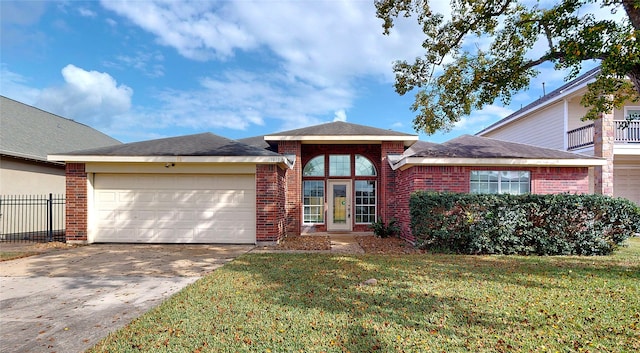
left=567, top=120, right=640, bottom=150
left=567, top=124, right=595, bottom=150
left=614, top=120, right=640, bottom=142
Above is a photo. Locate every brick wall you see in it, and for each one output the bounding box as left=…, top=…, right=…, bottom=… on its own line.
left=277, top=141, right=302, bottom=235
left=65, top=163, right=88, bottom=243
left=255, top=164, right=287, bottom=244
left=394, top=165, right=590, bottom=241
left=531, top=167, right=589, bottom=194
left=300, top=144, right=383, bottom=233
left=380, top=142, right=405, bottom=223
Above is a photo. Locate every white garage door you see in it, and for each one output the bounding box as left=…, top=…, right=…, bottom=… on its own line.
left=614, top=168, right=640, bottom=206
left=93, top=174, right=256, bottom=243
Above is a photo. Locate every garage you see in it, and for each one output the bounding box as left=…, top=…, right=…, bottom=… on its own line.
left=93, top=173, right=256, bottom=243
left=614, top=167, right=640, bottom=206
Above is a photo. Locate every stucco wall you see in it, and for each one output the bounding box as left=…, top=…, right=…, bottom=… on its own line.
left=0, top=157, right=65, bottom=195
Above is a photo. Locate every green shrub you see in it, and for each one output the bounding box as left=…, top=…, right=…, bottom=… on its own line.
left=410, top=192, right=640, bottom=255
left=369, top=218, right=400, bottom=238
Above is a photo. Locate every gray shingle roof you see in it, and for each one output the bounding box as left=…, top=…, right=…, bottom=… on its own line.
left=62, top=132, right=282, bottom=157
left=0, top=96, right=120, bottom=162
left=476, top=66, right=601, bottom=135
left=265, top=121, right=417, bottom=137
left=405, top=135, right=599, bottom=160
left=237, top=135, right=275, bottom=151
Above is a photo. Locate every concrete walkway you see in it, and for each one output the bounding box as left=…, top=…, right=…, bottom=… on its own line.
left=329, top=234, right=365, bottom=254
left=0, top=244, right=252, bottom=353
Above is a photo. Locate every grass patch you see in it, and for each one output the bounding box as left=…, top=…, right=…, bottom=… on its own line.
left=89, top=238, right=640, bottom=352
left=0, top=251, right=38, bottom=261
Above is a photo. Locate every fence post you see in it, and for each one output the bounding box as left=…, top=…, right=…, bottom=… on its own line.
left=47, top=193, right=53, bottom=242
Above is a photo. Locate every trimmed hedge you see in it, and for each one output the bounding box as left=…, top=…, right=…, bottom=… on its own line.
left=410, top=192, right=640, bottom=255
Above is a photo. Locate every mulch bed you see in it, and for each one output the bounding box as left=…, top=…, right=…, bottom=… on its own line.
left=263, top=235, right=423, bottom=254
left=270, top=235, right=332, bottom=251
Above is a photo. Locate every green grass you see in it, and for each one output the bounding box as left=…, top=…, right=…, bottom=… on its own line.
left=89, top=238, right=640, bottom=353
left=0, top=251, right=37, bottom=261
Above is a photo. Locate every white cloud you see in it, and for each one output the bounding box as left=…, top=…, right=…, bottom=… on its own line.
left=100, top=0, right=258, bottom=61
left=99, top=0, right=424, bottom=85
left=103, top=51, right=165, bottom=78
left=333, top=109, right=347, bottom=122
left=78, top=8, right=96, bottom=18
left=35, top=65, right=133, bottom=127
left=105, top=18, right=117, bottom=27
left=150, top=70, right=352, bottom=132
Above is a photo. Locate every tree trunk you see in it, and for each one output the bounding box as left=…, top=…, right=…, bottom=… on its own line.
left=622, top=0, right=640, bottom=30
left=630, top=65, right=640, bottom=97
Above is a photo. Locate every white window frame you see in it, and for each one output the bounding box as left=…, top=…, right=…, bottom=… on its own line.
left=354, top=180, right=376, bottom=224
left=470, top=171, right=531, bottom=195
left=303, top=180, right=325, bottom=224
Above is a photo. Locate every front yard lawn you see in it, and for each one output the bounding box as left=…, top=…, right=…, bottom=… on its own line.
left=89, top=238, right=640, bottom=353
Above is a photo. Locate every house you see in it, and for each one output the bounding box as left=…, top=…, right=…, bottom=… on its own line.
left=476, top=67, right=640, bottom=205
left=49, top=121, right=604, bottom=244
left=0, top=96, right=121, bottom=195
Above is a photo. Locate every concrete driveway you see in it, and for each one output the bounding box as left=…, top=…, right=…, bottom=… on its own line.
left=0, top=244, right=253, bottom=353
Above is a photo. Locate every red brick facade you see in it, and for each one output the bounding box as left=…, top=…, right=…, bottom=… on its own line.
left=299, top=144, right=382, bottom=233
left=62, top=144, right=592, bottom=244
left=394, top=165, right=590, bottom=241
left=255, top=164, right=287, bottom=243
left=380, top=142, right=405, bottom=224
left=277, top=141, right=302, bottom=235
left=65, top=163, right=88, bottom=243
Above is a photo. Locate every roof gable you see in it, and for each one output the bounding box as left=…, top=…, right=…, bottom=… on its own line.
left=0, top=96, right=120, bottom=162
left=263, top=121, right=418, bottom=146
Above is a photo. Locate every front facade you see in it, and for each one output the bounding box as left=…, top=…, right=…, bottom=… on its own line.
left=476, top=67, right=640, bottom=205
left=52, top=122, right=604, bottom=244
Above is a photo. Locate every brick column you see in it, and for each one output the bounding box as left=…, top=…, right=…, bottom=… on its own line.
left=255, top=164, right=287, bottom=244
left=380, top=141, right=405, bottom=223
left=65, top=163, right=88, bottom=243
left=277, top=141, right=302, bottom=235
left=594, top=111, right=614, bottom=196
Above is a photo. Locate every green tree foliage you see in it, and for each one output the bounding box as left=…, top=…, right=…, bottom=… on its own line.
left=376, top=0, right=640, bottom=134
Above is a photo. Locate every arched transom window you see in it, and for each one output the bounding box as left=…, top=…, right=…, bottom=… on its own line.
left=302, top=154, right=377, bottom=225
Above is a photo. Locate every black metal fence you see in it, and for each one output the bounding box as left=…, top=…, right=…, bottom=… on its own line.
left=0, top=194, right=65, bottom=243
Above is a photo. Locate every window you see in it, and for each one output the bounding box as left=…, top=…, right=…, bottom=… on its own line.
left=470, top=171, right=530, bottom=195
left=303, top=155, right=324, bottom=176
left=355, top=181, right=376, bottom=223
left=355, top=155, right=376, bottom=176
left=303, top=181, right=324, bottom=223
left=329, top=155, right=351, bottom=176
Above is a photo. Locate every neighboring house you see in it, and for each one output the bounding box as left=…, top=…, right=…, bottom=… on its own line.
left=0, top=96, right=120, bottom=195
left=476, top=67, right=640, bottom=205
left=50, top=121, right=603, bottom=244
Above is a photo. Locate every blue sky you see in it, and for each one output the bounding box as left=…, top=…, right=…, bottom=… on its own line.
left=1, top=1, right=611, bottom=144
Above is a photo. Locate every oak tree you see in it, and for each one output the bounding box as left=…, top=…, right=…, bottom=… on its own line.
left=376, top=0, right=640, bottom=134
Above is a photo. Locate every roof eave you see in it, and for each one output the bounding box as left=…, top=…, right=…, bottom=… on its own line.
left=476, top=72, right=598, bottom=136
left=47, top=154, right=292, bottom=167
left=263, top=135, right=418, bottom=146
left=391, top=157, right=606, bottom=171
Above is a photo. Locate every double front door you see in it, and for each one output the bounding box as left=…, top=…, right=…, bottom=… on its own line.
left=327, top=180, right=352, bottom=231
